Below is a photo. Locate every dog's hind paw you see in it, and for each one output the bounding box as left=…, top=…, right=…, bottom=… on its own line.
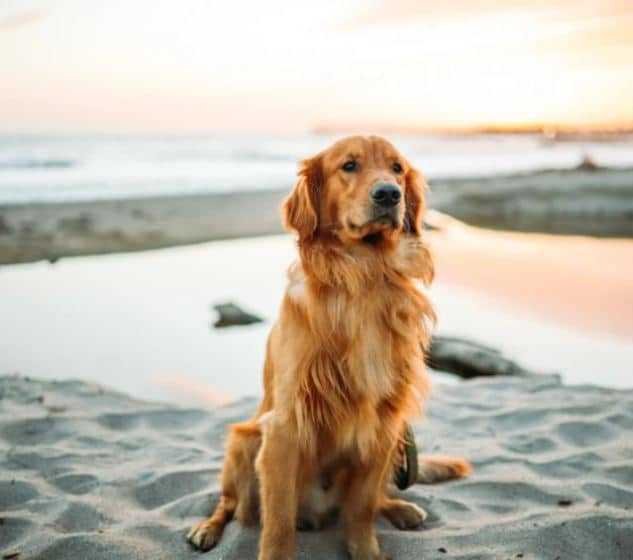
left=187, top=520, right=223, bottom=551
left=381, top=498, right=427, bottom=530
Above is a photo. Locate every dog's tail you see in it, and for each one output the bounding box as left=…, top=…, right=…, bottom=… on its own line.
left=416, top=455, right=472, bottom=484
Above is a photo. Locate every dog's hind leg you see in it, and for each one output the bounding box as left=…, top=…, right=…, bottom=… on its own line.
left=188, top=420, right=263, bottom=551
left=232, top=421, right=263, bottom=526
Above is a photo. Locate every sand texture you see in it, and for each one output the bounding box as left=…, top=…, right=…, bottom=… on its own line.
left=1, top=374, right=632, bottom=559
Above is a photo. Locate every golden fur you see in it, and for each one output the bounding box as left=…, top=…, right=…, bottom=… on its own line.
left=188, top=136, right=471, bottom=559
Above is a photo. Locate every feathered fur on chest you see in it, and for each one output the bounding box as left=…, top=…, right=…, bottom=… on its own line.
left=282, top=238, right=435, bottom=456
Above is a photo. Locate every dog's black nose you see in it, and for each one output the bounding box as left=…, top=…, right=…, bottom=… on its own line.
left=371, top=183, right=401, bottom=208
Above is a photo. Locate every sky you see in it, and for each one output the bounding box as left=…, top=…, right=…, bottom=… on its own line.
left=1, top=0, right=633, bottom=133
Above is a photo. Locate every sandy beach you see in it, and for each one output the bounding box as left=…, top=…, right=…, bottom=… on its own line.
left=2, top=212, right=631, bottom=559
left=4, top=1, right=633, bottom=557
left=1, top=140, right=632, bottom=559
left=2, top=373, right=632, bottom=559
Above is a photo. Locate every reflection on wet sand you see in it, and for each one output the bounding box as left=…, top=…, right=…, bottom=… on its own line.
left=428, top=211, right=633, bottom=342
left=0, top=220, right=631, bottom=405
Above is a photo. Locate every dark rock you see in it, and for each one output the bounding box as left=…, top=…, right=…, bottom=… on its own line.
left=212, top=302, right=264, bottom=328
left=428, top=336, right=529, bottom=379
left=576, top=154, right=600, bottom=172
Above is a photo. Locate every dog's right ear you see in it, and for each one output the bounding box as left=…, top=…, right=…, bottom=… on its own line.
left=282, top=155, right=323, bottom=242
left=403, top=165, right=427, bottom=236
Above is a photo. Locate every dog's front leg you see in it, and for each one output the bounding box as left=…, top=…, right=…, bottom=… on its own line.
left=256, top=416, right=299, bottom=560
left=342, top=442, right=394, bottom=560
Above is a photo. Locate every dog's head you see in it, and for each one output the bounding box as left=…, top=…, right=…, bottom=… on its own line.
left=283, top=135, right=427, bottom=247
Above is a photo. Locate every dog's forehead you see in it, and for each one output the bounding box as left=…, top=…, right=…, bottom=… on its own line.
left=323, top=137, right=367, bottom=162
left=323, top=136, right=401, bottom=165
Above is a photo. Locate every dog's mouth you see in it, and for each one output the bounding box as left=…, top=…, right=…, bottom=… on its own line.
left=348, top=213, right=401, bottom=244
left=370, top=213, right=399, bottom=228
left=361, top=231, right=384, bottom=246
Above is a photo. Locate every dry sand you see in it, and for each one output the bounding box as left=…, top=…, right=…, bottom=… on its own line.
left=2, top=374, right=632, bottom=559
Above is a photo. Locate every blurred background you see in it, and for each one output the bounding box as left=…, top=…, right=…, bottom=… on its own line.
left=1, top=0, right=632, bottom=404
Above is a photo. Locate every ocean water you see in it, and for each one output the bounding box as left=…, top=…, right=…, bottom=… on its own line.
left=1, top=133, right=633, bottom=203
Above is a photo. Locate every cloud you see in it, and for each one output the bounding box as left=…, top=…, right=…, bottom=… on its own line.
left=342, top=0, right=633, bottom=65
left=0, top=9, right=45, bottom=32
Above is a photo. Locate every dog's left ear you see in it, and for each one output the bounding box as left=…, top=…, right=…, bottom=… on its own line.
left=404, top=166, right=427, bottom=236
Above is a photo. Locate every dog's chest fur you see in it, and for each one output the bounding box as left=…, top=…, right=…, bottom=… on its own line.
left=288, top=267, right=427, bottom=461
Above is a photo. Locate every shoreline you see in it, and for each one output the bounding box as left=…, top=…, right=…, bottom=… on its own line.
left=2, top=166, right=633, bottom=265
left=0, top=190, right=287, bottom=265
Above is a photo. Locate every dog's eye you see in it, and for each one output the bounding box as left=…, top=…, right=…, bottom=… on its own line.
left=342, top=160, right=357, bottom=172
left=392, top=162, right=403, bottom=174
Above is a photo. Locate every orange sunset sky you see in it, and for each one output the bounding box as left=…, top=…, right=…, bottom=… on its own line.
left=1, top=0, right=633, bottom=133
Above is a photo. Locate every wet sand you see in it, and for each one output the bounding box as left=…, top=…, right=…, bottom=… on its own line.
left=0, top=190, right=287, bottom=265
left=427, top=211, right=633, bottom=342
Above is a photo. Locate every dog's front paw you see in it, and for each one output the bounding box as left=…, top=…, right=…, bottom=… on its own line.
left=187, top=520, right=222, bottom=552
left=347, top=536, right=389, bottom=560
left=382, top=499, right=427, bottom=530
left=348, top=548, right=390, bottom=560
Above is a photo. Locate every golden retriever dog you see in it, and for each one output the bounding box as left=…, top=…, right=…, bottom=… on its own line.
left=188, top=136, right=471, bottom=559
